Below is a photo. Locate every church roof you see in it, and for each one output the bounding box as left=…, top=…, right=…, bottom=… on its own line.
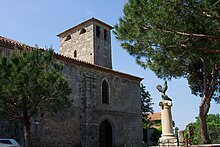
left=57, top=17, right=113, bottom=37
left=0, top=36, right=33, bottom=50
left=148, top=112, right=161, bottom=121
left=0, top=36, right=143, bottom=82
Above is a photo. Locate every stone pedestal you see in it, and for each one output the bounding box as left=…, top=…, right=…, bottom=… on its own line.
left=159, top=100, right=178, bottom=146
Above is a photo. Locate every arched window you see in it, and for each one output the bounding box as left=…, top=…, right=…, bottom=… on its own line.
left=65, top=35, right=71, bottom=41
left=74, top=50, right=77, bottom=58
left=79, top=28, right=86, bottom=35
left=102, top=80, right=109, bottom=104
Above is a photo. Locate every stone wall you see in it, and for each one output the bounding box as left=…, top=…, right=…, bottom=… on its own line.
left=0, top=46, right=11, bottom=57
left=33, top=59, right=142, bottom=147
left=35, top=108, right=81, bottom=147
left=60, top=23, right=94, bottom=65
left=0, top=42, right=142, bottom=147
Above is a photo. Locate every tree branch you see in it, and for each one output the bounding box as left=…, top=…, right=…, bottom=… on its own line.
left=164, top=42, right=220, bottom=54
left=202, top=11, right=220, bottom=21
left=161, top=28, right=220, bottom=41
left=204, top=66, right=218, bottom=115
left=199, top=58, right=209, bottom=115
left=200, top=63, right=217, bottom=116
left=141, top=25, right=220, bottom=54
left=142, top=25, right=220, bottom=41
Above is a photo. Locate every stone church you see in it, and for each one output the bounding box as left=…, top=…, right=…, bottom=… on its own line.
left=0, top=18, right=143, bottom=147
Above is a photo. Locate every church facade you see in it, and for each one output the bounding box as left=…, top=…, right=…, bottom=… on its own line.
left=0, top=18, right=143, bottom=147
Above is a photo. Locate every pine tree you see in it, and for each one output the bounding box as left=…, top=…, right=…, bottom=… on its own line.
left=0, top=48, right=72, bottom=147
left=114, top=0, right=220, bottom=144
left=141, top=83, right=153, bottom=129
left=141, top=83, right=153, bottom=114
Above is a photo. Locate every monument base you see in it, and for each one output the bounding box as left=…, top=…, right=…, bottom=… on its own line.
left=159, top=136, right=178, bottom=147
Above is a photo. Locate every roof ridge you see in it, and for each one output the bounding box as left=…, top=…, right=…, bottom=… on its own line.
left=0, top=36, right=22, bottom=44
left=0, top=36, right=33, bottom=49
left=57, top=17, right=113, bottom=37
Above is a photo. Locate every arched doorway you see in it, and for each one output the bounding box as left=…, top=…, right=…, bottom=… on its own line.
left=99, top=120, right=113, bottom=147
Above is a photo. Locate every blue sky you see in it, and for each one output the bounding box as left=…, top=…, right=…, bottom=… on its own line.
left=1, top=0, right=219, bottom=130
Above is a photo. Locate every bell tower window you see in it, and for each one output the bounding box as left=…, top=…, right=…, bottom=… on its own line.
left=102, top=80, right=109, bottom=104
left=104, top=29, right=108, bottom=41
left=74, top=50, right=77, bottom=58
left=65, top=35, right=71, bottom=41
left=79, top=28, right=86, bottom=35
left=96, top=25, right=100, bottom=38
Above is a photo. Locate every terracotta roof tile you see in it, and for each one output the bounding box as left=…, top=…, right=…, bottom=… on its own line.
left=0, top=36, right=143, bottom=82
left=148, top=112, right=161, bottom=121
left=0, top=36, right=32, bottom=50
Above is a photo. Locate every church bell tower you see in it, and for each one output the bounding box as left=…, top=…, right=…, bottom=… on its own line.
left=57, top=17, right=113, bottom=69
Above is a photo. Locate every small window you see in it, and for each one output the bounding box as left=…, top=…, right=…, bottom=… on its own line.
left=80, top=28, right=86, bottom=35
left=74, top=50, right=77, bottom=58
left=96, top=25, right=100, bottom=38
left=65, top=35, right=71, bottom=41
left=102, top=80, right=109, bottom=104
left=104, top=29, right=108, bottom=41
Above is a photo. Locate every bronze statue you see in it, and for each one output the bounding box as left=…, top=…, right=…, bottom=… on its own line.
left=156, top=81, right=172, bottom=101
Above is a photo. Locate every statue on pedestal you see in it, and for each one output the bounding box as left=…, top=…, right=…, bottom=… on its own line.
left=156, top=81, right=172, bottom=101
left=157, top=81, right=177, bottom=146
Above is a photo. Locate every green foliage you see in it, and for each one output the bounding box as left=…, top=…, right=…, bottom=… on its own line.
left=187, top=122, right=201, bottom=145
left=140, top=83, right=153, bottom=129
left=153, top=120, right=162, bottom=132
left=187, top=114, right=220, bottom=144
left=149, top=121, right=162, bottom=143
left=115, top=0, right=220, bottom=143
left=0, top=48, right=72, bottom=121
left=141, top=83, right=153, bottom=114
left=114, top=0, right=220, bottom=99
left=0, top=48, right=72, bottom=146
left=150, top=128, right=162, bottom=143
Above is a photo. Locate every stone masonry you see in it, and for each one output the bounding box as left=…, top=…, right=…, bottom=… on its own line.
left=0, top=18, right=143, bottom=147
left=58, top=18, right=112, bottom=69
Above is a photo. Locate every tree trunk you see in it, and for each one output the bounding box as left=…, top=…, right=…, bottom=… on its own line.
left=197, top=62, right=216, bottom=144
left=199, top=105, right=210, bottom=144
left=23, top=111, right=32, bottom=147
